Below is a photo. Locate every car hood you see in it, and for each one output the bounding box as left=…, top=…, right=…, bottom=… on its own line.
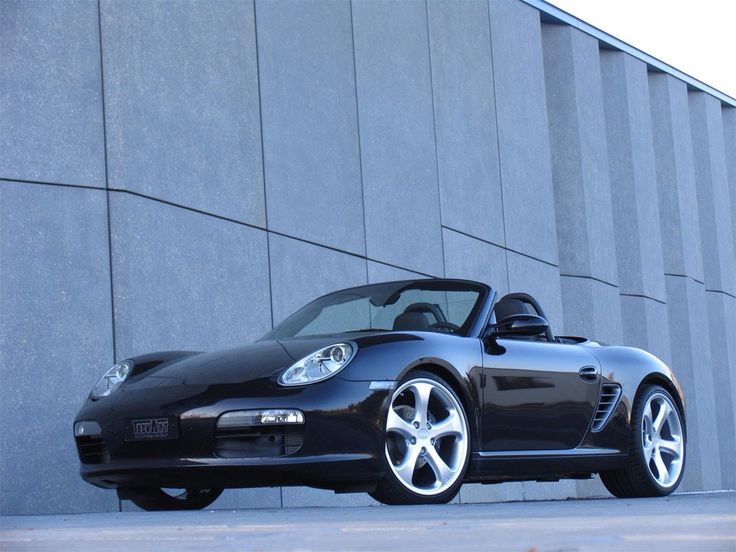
left=123, top=333, right=387, bottom=390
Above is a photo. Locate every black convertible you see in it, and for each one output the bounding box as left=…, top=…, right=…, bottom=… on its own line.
left=74, top=279, right=686, bottom=509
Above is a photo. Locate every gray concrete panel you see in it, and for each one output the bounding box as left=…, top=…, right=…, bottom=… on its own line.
left=542, top=25, right=617, bottom=285
left=619, top=295, right=671, bottom=366
left=574, top=477, right=608, bottom=500
left=352, top=0, right=444, bottom=276
left=100, top=0, right=265, bottom=225
left=723, top=294, right=736, bottom=463
left=208, top=489, right=282, bottom=511
left=257, top=1, right=364, bottom=254
left=523, top=480, right=576, bottom=501
left=0, top=182, right=115, bottom=515
left=506, top=252, right=563, bottom=333
left=705, top=291, right=736, bottom=489
left=442, top=229, right=508, bottom=298
left=648, top=74, right=721, bottom=491
left=0, top=1, right=104, bottom=187
left=281, top=488, right=377, bottom=508
left=723, top=107, right=736, bottom=255
left=560, top=277, right=622, bottom=345
left=367, top=262, right=426, bottom=284
left=664, top=276, right=720, bottom=490
left=689, top=93, right=736, bottom=490
left=269, top=234, right=367, bottom=326
left=109, top=194, right=271, bottom=360
left=487, top=1, right=558, bottom=266
left=719, top=149, right=736, bottom=485
left=426, top=0, right=504, bottom=245
left=648, top=74, right=705, bottom=281
left=689, top=92, right=736, bottom=296
left=600, top=51, right=666, bottom=302
left=459, top=482, right=524, bottom=504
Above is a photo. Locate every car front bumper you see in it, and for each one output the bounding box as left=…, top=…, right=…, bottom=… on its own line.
left=74, top=376, right=392, bottom=491
left=80, top=453, right=381, bottom=490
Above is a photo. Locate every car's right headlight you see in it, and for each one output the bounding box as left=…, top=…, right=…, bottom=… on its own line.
left=91, top=360, right=133, bottom=399
left=278, top=343, right=356, bottom=386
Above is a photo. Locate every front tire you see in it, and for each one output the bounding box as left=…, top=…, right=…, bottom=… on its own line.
left=601, top=384, right=685, bottom=498
left=118, top=487, right=223, bottom=511
left=370, top=370, right=470, bottom=505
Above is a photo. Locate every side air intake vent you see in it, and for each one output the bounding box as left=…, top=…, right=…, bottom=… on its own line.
left=591, top=384, right=622, bottom=432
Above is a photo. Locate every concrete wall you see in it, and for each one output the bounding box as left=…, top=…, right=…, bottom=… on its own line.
left=1, top=0, right=734, bottom=515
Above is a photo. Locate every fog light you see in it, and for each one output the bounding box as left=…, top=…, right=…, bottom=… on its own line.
left=74, top=420, right=102, bottom=437
left=217, top=409, right=304, bottom=429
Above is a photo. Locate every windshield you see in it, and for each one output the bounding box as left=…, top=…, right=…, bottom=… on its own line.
left=262, top=280, right=487, bottom=340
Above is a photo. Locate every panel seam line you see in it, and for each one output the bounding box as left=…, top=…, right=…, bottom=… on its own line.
left=349, top=0, right=370, bottom=283
left=424, top=0, right=447, bottom=277
left=252, top=0, right=274, bottom=331
left=485, top=1, right=511, bottom=292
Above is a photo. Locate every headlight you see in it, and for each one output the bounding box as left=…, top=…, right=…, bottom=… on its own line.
left=91, top=360, right=133, bottom=398
left=278, top=343, right=356, bottom=386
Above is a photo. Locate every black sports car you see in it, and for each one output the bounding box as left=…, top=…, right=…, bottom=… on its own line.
left=74, top=279, right=686, bottom=510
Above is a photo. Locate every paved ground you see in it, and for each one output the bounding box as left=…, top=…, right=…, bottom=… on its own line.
left=2, top=492, right=734, bottom=551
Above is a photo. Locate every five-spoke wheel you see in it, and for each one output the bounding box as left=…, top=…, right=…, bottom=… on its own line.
left=371, top=371, right=469, bottom=505
left=601, top=384, right=685, bottom=497
left=641, top=392, right=684, bottom=488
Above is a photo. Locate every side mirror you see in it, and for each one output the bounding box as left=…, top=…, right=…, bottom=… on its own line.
left=489, top=314, right=549, bottom=338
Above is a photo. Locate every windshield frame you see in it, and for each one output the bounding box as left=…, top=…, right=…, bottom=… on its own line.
left=260, top=279, right=492, bottom=341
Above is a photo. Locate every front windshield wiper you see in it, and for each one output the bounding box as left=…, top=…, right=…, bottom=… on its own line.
left=341, top=328, right=390, bottom=333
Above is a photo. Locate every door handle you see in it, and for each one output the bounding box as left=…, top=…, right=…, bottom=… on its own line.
left=578, top=365, right=600, bottom=383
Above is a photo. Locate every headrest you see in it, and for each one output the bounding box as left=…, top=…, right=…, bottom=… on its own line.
left=393, top=311, right=430, bottom=331
left=493, top=299, right=530, bottom=323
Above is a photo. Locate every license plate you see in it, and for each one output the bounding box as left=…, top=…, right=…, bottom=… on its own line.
left=125, top=416, right=179, bottom=441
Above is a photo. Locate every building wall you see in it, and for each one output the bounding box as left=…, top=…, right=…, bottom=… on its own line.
left=1, top=0, right=734, bottom=515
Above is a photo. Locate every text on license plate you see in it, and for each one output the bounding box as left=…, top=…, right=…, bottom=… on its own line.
left=125, top=416, right=178, bottom=441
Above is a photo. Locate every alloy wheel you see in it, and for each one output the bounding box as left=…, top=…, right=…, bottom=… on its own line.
left=641, top=392, right=684, bottom=488
left=385, top=378, right=468, bottom=496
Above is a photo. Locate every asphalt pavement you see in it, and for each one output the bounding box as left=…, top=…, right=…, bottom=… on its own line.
left=2, top=491, right=734, bottom=551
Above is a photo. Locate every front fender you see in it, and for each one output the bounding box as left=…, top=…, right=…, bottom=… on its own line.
left=339, top=332, right=483, bottom=450
left=581, top=345, right=685, bottom=452
left=589, top=345, right=684, bottom=411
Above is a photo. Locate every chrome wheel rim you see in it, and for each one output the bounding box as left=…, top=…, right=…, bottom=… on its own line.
left=641, top=393, right=684, bottom=488
left=385, top=378, right=468, bottom=496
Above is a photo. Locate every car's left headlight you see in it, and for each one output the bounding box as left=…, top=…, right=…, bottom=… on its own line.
left=278, top=343, right=356, bottom=386
left=91, top=360, right=133, bottom=399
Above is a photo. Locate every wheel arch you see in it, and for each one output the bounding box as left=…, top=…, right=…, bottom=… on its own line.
left=636, top=372, right=687, bottom=437
left=589, top=345, right=686, bottom=436
left=399, top=359, right=481, bottom=452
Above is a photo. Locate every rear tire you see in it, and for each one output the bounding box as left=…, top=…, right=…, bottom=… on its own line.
left=370, top=370, right=470, bottom=505
left=601, top=384, right=685, bottom=498
left=118, top=487, right=223, bottom=511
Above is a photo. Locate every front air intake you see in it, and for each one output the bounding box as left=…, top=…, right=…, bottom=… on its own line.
left=591, top=384, right=622, bottom=432
left=76, top=435, right=110, bottom=464
left=214, top=426, right=304, bottom=458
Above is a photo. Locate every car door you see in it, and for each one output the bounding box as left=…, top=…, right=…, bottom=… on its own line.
left=481, top=337, right=601, bottom=452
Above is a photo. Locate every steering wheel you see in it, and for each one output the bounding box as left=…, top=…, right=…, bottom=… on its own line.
left=429, top=321, right=461, bottom=334
left=403, top=302, right=447, bottom=324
